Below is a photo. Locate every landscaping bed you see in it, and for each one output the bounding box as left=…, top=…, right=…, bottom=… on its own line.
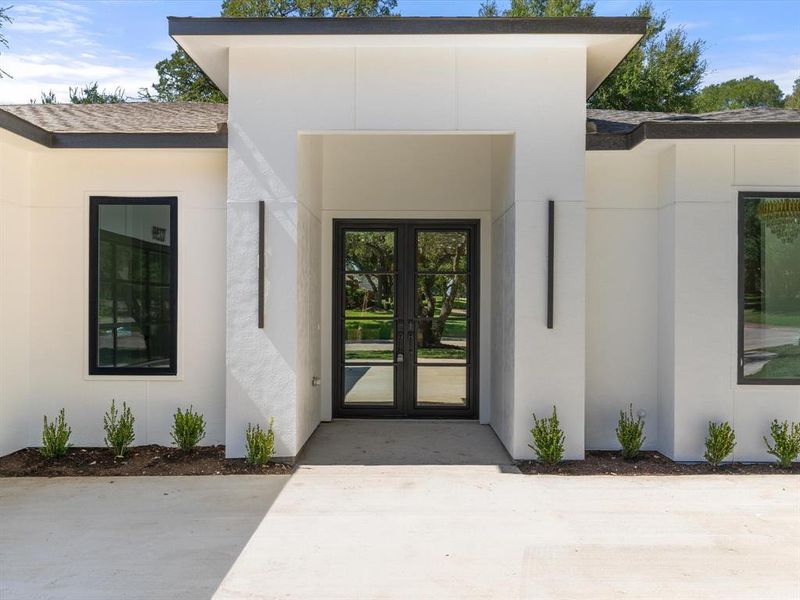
left=0, top=445, right=293, bottom=477
left=517, top=450, right=800, bottom=475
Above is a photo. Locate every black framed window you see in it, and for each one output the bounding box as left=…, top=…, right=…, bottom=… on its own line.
left=89, top=197, right=178, bottom=375
left=738, top=192, right=800, bottom=384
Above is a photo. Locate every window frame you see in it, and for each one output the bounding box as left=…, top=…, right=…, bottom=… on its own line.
left=737, top=190, right=800, bottom=385
left=88, top=196, right=178, bottom=376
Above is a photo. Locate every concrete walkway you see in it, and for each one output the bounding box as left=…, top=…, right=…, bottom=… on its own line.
left=214, top=467, right=800, bottom=600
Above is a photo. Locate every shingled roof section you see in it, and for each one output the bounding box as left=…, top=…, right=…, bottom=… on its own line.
left=1, top=102, right=798, bottom=150
left=587, top=107, right=800, bottom=149
left=0, top=102, right=228, bottom=134
left=588, top=107, right=800, bottom=135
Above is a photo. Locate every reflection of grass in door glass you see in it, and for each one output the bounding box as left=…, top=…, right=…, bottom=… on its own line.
left=345, top=350, right=394, bottom=361
left=442, top=321, right=466, bottom=338
left=344, top=319, right=393, bottom=340
left=417, top=347, right=467, bottom=360
left=744, top=309, right=800, bottom=328
left=748, top=344, right=800, bottom=379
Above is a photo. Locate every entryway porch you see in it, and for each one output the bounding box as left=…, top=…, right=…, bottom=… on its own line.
left=296, top=420, right=512, bottom=466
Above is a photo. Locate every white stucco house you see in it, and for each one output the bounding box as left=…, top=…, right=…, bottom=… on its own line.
left=1, top=17, right=798, bottom=462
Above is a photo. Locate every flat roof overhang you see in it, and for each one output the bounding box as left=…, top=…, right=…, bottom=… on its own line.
left=587, top=121, right=800, bottom=151
left=169, top=16, right=647, bottom=98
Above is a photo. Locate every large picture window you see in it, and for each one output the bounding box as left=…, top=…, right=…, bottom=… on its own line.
left=89, top=197, right=177, bottom=375
left=739, top=192, right=800, bottom=384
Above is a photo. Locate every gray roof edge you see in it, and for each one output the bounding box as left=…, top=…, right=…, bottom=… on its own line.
left=168, top=16, right=649, bottom=37
left=0, top=109, right=53, bottom=147
left=587, top=120, right=800, bottom=151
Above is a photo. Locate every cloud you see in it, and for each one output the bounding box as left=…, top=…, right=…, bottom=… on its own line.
left=732, top=33, right=786, bottom=42
left=0, top=1, right=157, bottom=103
left=0, top=51, right=157, bottom=102
left=670, top=20, right=708, bottom=31
left=704, top=64, right=800, bottom=95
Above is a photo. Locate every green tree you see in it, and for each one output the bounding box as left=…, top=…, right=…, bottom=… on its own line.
left=694, top=76, right=785, bottom=112
left=36, top=90, right=57, bottom=104
left=588, top=2, right=705, bottom=112
left=31, top=83, right=127, bottom=104
left=479, top=0, right=594, bottom=17
left=784, top=77, right=800, bottom=109
left=143, top=0, right=397, bottom=102
left=68, top=82, right=126, bottom=104
left=478, top=1, right=705, bottom=112
left=1, top=5, right=11, bottom=78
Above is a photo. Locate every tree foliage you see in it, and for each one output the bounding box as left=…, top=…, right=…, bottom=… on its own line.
left=143, top=0, right=397, bottom=102
left=694, top=76, right=785, bottom=112
left=785, top=77, right=800, bottom=110
left=0, top=5, right=11, bottom=78
left=479, top=0, right=593, bottom=17
left=32, top=83, right=127, bottom=104
left=68, top=82, right=127, bottom=104
left=479, top=1, right=706, bottom=112
left=588, top=2, right=705, bottom=112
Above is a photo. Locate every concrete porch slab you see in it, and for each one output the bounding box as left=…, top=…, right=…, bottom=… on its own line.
left=297, top=420, right=513, bottom=465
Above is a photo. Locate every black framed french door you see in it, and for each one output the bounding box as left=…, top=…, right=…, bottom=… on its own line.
left=332, top=220, right=479, bottom=418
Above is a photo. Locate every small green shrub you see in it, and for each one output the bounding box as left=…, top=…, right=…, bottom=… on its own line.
left=529, top=406, right=565, bottom=465
left=103, top=399, right=135, bottom=458
left=704, top=421, right=736, bottom=467
left=245, top=418, right=275, bottom=466
left=171, top=406, right=206, bottom=451
left=40, top=409, right=72, bottom=459
left=763, top=419, right=800, bottom=468
left=616, top=404, right=646, bottom=460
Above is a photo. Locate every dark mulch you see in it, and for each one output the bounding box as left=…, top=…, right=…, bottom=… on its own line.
left=0, top=445, right=293, bottom=477
left=517, top=451, right=800, bottom=475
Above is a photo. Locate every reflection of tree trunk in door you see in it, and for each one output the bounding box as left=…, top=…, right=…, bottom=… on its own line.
left=418, top=241, right=466, bottom=347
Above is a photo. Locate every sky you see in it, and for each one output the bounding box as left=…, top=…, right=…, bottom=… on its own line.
left=0, top=0, right=797, bottom=104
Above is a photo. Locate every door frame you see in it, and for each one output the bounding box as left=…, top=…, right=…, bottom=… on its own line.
left=332, top=219, right=480, bottom=419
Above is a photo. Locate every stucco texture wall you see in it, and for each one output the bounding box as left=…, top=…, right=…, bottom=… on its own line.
left=586, top=141, right=800, bottom=461
left=0, top=132, right=35, bottom=455
left=0, top=138, right=228, bottom=453
left=227, top=44, right=588, bottom=459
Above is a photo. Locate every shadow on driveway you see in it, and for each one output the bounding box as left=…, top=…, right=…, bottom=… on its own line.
left=0, top=475, right=289, bottom=600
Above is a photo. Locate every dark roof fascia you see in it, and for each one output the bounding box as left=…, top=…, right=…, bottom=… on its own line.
left=587, top=121, right=800, bottom=151
left=0, top=109, right=53, bottom=147
left=168, top=16, right=648, bottom=37
left=50, top=131, right=227, bottom=149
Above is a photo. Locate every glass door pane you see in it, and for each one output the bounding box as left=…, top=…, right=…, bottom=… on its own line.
left=412, top=228, right=472, bottom=413
left=338, top=227, right=399, bottom=411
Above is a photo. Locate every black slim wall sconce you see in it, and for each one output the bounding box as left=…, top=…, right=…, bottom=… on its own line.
left=258, top=200, right=265, bottom=329
left=547, top=200, right=555, bottom=329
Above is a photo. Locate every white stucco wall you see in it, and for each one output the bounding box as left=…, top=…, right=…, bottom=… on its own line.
left=587, top=140, right=800, bottom=462
left=227, top=43, right=589, bottom=459
left=0, top=137, right=228, bottom=454
left=585, top=149, right=659, bottom=451
left=0, top=132, right=35, bottom=456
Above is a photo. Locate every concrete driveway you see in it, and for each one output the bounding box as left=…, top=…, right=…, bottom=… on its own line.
left=0, top=476, right=289, bottom=600
left=214, top=467, right=800, bottom=600
left=0, top=465, right=800, bottom=600
left=2, top=468, right=797, bottom=600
